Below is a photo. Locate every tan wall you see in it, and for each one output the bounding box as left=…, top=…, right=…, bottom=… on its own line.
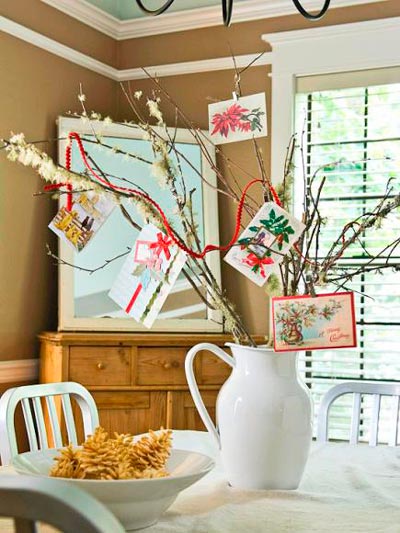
left=0, top=28, right=116, bottom=361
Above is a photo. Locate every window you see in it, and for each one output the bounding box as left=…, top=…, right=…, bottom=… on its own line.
left=295, top=69, right=400, bottom=442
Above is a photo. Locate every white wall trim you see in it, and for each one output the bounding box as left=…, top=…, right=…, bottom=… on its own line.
left=0, top=15, right=271, bottom=81
left=0, top=16, right=119, bottom=80
left=0, top=359, right=39, bottom=384
left=41, top=0, right=387, bottom=39
left=261, top=16, right=400, bottom=183
left=119, top=52, right=272, bottom=81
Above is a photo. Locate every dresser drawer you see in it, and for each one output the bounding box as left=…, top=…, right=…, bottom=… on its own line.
left=200, top=350, right=232, bottom=385
left=69, top=346, right=131, bottom=386
left=135, top=347, right=188, bottom=386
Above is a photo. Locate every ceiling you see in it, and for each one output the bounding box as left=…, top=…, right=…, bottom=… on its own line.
left=84, top=0, right=248, bottom=20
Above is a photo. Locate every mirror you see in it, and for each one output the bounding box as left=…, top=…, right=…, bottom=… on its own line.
left=57, top=117, right=222, bottom=332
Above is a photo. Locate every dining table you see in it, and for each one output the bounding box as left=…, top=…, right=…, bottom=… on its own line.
left=0, top=430, right=399, bottom=532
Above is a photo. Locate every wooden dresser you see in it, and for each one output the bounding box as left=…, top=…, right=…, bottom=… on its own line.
left=38, top=332, right=235, bottom=438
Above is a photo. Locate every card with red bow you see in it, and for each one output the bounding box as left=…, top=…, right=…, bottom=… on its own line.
left=224, top=202, right=305, bottom=286
left=108, top=223, right=187, bottom=327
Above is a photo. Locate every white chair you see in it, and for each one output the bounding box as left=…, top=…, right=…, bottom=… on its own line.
left=0, top=382, right=99, bottom=465
left=317, top=381, right=400, bottom=446
left=0, top=475, right=125, bottom=533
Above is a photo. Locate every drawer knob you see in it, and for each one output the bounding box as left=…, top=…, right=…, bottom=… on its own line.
left=163, top=362, right=172, bottom=369
left=97, top=362, right=105, bottom=370
left=163, top=361, right=179, bottom=369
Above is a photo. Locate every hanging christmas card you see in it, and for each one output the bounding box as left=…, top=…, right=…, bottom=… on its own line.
left=208, top=92, right=267, bottom=145
left=224, top=202, right=305, bottom=286
left=108, top=224, right=187, bottom=328
left=272, top=292, right=357, bottom=352
left=49, top=190, right=115, bottom=252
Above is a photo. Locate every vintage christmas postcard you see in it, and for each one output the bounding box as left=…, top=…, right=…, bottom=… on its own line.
left=208, top=92, right=267, bottom=145
left=224, top=202, right=305, bottom=286
left=108, top=224, right=187, bottom=328
left=272, top=292, right=357, bottom=352
left=49, top=191, right=115, bottom=252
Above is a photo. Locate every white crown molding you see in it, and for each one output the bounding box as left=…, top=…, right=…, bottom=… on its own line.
left=119, top=52, right=272, bottom=81
left=41, top=0, right=388, bottom=40
left=262, top=13, right=400, bottom=45
left=0, top=15, right=119, bottom=80
left=0, top=359, right=39, bottom=384
left=0, top=15, right=271, bottom=81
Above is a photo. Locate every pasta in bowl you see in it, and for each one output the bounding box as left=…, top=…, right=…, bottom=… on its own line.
left=12, top=427, right=214, bottom=531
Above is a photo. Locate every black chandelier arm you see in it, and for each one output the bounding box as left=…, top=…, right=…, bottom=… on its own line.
left=135, top=0, right=331, bottom=24
left=135, top=0, right=175, bottom=16
left=222, top=0, right=234, bottom=26
left=292, top=0, right=331, bottom=20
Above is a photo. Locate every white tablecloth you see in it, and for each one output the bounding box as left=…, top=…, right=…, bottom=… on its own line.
left=148, top=431, right=400, bottom=533
left=1, top=431, right=399, bottom=532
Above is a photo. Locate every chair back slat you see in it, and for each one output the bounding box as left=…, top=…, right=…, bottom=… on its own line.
left=388, top=396, right=400, bottom=446
left=61, top=394, right=78, bottom=446
left=45, top=397, right=63, bottom=448
left=32, top=397, right=49, bottom=449
left=350, top=392, right=361, bottom=445
left=317, top=381, right=400, bottom=447
left=21, top=399, right=38, bottom=452
left=369, top=394, right=381, bottom=447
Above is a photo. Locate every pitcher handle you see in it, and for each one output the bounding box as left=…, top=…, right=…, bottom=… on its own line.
left=185, top=343, right=235, bottom=449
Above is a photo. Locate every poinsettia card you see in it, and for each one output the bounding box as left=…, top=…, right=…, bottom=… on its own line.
left=224, top=202, right=305, bottom=286
left=208, top=92, right=267, bottom=145
left=49, top=191, right=115, bottom=252
left=272, top=292, right=357, bottom=352
left=108, top=224, right=187, bottom=328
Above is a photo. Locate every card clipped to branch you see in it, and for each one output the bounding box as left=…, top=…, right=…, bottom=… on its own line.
left=208, top=92, right=267, bottom=145
left=224, top=202, right=305, bottom=286
left=108, top=223, right=187, bottom=328
left=49, top=191, right=115, bottom=252
left=272, top=292, right=357, bottom=352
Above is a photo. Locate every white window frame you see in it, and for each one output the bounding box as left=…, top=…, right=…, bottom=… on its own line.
left=262, top=16, right=400, bottom=185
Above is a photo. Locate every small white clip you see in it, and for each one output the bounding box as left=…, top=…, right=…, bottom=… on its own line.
left=232, top=91, right=239, bottom=101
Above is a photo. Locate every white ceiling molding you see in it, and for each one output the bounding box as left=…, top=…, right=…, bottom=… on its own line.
left=0, top=15, right=271, bottom=81
left=0, top=359, right=39, bottom=384
left=261, top=16, right=400, bottom=185
left=0, top=15, right=119, bottom=80
left=41, top=0, right=387, bottom=40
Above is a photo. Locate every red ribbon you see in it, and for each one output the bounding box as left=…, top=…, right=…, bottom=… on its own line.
left=244, top=253, right=274, bottom=278
left=149, top=232, right=172, bottom=261
left=44, top=183, right=73, bottom=211
left=65, top=131, right=282, bottom=259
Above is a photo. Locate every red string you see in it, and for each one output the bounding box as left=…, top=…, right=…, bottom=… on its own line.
left=44, top=183, right=73, bottom=211
left=66, top=131, right=281, bottom=260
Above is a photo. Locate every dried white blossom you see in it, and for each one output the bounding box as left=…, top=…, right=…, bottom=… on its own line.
left=78, top=93, right=86, bottom=103
left=151, top=159, right=169, bottom=187
left=104, top=116, right=113, bottom=125
left=134, top=91, right=143, bottom=100
left=146, top=99, right=164, bottom=125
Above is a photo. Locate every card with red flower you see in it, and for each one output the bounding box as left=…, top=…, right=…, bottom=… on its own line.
left=272, top=292, right=357, bottom=352
left=108, top=224, right=187, bottom=328
left=224, top=202, right=305, bottom=286
left=208, top=93, right=267, bottom=145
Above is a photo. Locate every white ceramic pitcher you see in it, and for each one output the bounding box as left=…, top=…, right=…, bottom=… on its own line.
left=185, top=342, right=313, bottom=490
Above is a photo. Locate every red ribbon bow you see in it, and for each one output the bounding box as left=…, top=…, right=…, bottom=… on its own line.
left=149, top=232, right=172, bottom=261
left=244, top=253, right=274, bottom=278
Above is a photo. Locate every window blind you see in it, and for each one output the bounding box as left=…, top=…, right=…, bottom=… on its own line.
left=295, top=73, right=400, bottom=443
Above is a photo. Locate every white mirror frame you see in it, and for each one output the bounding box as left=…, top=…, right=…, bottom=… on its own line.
left=57, top=116, right=222, bottom=332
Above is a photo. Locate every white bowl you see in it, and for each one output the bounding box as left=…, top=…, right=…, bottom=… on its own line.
left=12, top=447, right=214, bottom=531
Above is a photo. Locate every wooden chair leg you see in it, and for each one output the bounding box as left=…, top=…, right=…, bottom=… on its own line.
left=14, top=517, right=37, bottom=533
